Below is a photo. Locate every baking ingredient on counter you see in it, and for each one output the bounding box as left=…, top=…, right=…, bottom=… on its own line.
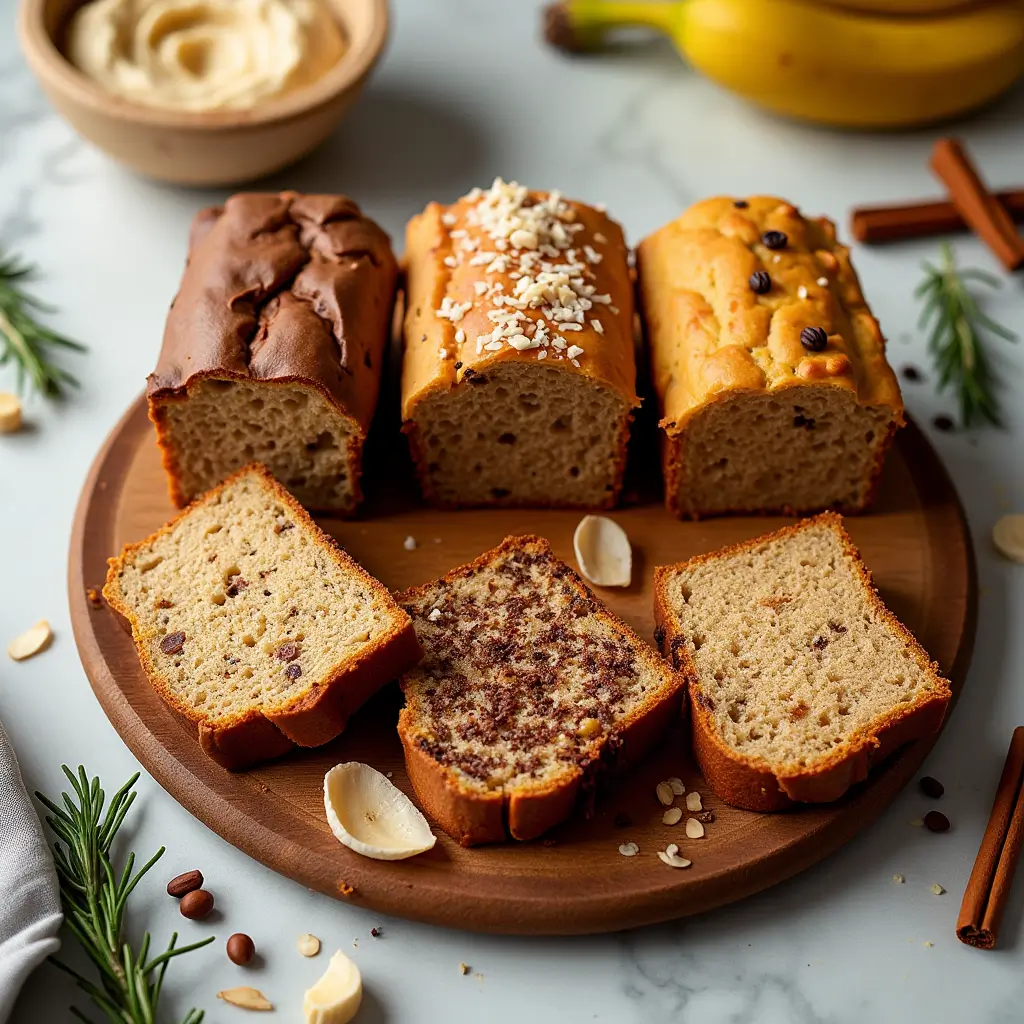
left=37, top=767, right=214, bottom=1023
left=7, top=619, right=52, bottom=661
left=218, top=986, right=273, bottom=1010
left=179, top=888, right=215, bottom=920
left=657, top=844, right=691, bottom=869
left=654, top=513, right=952, bottom=811
left=304, top=950, right=362, bottom=1024
left=298, top=933, right=322, bottom=957
left=324, top=762, right=436, bottom=861
left=920, top=775, right=945, bottom=798
left=102, top=464, right=421, bottom=770
left=932, top=883, right=947, bottom=895
left=543, top=0, right=1024, bottom=129
left=993, top=515, right=1024, bottom=563
left=66, top=0, right=346, bottom=113
left=0, top=248, right=85, bottom=399
left=573, top=515, right=632, bottom=587
left=924, top=811, right=951, bottom=833
left=227, top=932, right=256, bottom=965
left=166, top=868, right=204, bottom=897
left=0, top=391, right=21, bottom=432
left=916, top=243, right=1016, bottom=428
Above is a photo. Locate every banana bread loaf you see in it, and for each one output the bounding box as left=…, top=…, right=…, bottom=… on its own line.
left=103, top=464, right=422, bottom=769
left=637, top=196, right=904, bottom=518
left=396, top=535, right=685, bottom=845
left=401, top=179, right=639, bottom=508
left=148, top=192, right=398, bottom=515
left=654, top=513, right=951, bottom=811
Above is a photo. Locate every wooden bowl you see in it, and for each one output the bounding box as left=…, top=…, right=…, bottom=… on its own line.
left=17, top=0, right=388, bottom=186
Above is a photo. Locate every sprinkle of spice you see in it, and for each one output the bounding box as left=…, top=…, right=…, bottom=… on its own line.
left=748, top=270, right=771, bottom=295
left=762, top=230, right=788, bottom=250
left=800, top=326, right=828, bottom=352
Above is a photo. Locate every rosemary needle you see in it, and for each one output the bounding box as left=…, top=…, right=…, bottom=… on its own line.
left=915, top=242, right=1016, bottom=428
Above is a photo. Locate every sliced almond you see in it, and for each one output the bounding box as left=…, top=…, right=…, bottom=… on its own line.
left=655, top=781, right=675, bottom=807
left=304, top=950, right=362, bottom=1024
left=298, top=933, right=322, bottom=957
left=0, top=392, right=22, bottom=434
left=618, top=841, right=639, bottom=857
left=931, top=883, right=946, bottom=896
left=662, top=807, right=683, bottom=826
left=684, top=791, right=702, bottom=812
left=667, top=777, right=685, bottom=796
left=573, top=515, right=631, bottom=588
left=8, top=620, right=52, bottom=661
left=657, top=843, right=692, bottom=869
left=685, top=817, right=705, bottom=839
left=324, top=762, right=436, bottom=861
left=217, top=987, right=273, bottom=1011
left=993, top=514, right=1024, bottom=563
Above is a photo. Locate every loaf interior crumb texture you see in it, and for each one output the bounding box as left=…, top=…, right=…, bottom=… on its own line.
left=662, top=520, right=942, bottom=771
left=110, top=469, right=392, bottom=724
left=401, top=539, right=677, bottom=794
left=676, top=388, right=893, bottom=516
left=160, top=378, right=357, bottom=511
left=412, top=363, right=630, bottom=507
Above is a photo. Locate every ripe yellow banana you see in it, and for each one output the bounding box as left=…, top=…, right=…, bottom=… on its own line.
left=557, top=0, right=1024, bottom=128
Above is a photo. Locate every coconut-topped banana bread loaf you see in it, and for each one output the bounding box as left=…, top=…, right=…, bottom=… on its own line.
left=396, top=535, right=685, bottom=845
left=654, top=513, right=950, bottom=811
left=637, top=196, right=904, bottom=518
left=401, top=179, right=639, bottom=508
left=148, top=192, right=398, bottom=515
left=103, top=464, right=422, bottom=769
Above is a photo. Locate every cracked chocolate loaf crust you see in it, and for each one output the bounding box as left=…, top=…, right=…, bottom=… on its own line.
left=396, top=535, right=686, bottom=845
left=148, top=192, right=398, bottom=514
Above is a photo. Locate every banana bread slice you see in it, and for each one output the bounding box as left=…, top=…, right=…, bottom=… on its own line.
left=396, top=535, right=686, bottom=845
left=654, top=512, right=951, bottom=811
left=103, top=464, right=422, bottom=769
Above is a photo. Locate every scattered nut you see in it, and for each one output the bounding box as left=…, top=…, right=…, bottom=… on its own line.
left=685, top=818, right=705, bottom=839
left=577, top=716, right=601, bottom=738
left=662, top=807, right=683, bottom=826
left=217, top=986, right=272, bottom=1011
left=166, top=870, right=204, bottom=898
left=919, top=776, right=944, bottom=799
left=667, top=777, right=685, bottom=796
left=298, top=933, right=322, bottom=957
left=618, top=842, right=639, bottom=857
left=685, top=792, right=703, bottom=812
left=459, top=962, right=470, bottom=975
left=179, top=889, right=214, bottom=920
left=8, top=620, right=53, bottom=662
left=893, top=874, right=905, bottom=884
left=656, top=843, right=692, bottom=869
left=655, top=782, right=675, bottom=806
left=931, top=883, right=946, bottom=896
left=304, top=951, right=362, bottom=1023
left=924, top=811, right=950, bottom=833
left=227, top=933, right=255, bottom=966
left=993, top=514, right=1024, bottom=563
left=403, top=535, right=418, bottom=551
left=573, top=515, right=632, bottom=587
left=0, top=392, right=22, bottom=433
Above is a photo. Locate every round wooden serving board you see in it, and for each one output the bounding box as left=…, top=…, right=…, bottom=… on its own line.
left=70, top=395, right=976, bottom=934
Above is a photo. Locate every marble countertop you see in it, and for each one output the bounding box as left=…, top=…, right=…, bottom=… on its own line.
left=3, top=1, right=1024, bottom=1020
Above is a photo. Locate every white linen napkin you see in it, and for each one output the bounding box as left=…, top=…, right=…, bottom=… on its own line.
left=0, top=721, right=61, bottom=1023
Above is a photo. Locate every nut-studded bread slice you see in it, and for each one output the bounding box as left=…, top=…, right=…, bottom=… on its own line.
left=103, top=464, right=422, bottom=769
left=396, top=535, right=686, bottom=845
left=654, top=513, right=950, bottom=811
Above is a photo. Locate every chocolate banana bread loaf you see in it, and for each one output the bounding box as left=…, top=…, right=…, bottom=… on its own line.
left=148, top=192, right=398, bottom=514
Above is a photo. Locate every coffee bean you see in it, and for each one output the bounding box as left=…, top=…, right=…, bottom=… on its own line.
left=919, top=776, right=944, bottom=799
left=932, top=414, right=955, bottom=432
left=800, top=326, right=828, bottom=352
left=924, top=810, right=950, bottom=833
left=762, top=230, right=788, bottom=250
left=159, top=631, right=185, bottom=656
left=226, top=933, right=255, bottom=965
left=167, top=869, right=204, bottom=899
left=749, top=270, right=772, bottom=295
left=180, top=889, right=215, bottom=920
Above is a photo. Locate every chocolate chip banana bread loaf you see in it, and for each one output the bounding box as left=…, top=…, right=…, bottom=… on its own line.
left=148, top=192, right=398, bottom=515
left=396, top=535, right=685, bottom=845
left=401, top=179, right=639, bottom=508
left=637, top=197, right=904, bottom=519
left=103, top=464, right=422, bottom=769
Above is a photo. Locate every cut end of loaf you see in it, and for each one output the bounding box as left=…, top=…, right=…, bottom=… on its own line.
left=408, top=363, right=631, bottom=508
left=152, top=377, right=360, bottom=513
left=670, top=387, right=898, bottom=518
left=657, top=514, right=949, bottom=801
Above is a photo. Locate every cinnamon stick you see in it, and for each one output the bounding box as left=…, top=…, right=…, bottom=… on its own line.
left=929, top=138, right=1024, bottom=272
left=851, top=191, right=1024, bottom=245
left=956, top=727, right=1024, bottom=949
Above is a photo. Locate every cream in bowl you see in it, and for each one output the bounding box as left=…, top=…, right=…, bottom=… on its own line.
left=66, top=0, right=347, bottom=112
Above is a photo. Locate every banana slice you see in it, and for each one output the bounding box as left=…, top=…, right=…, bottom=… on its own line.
left=304, top=951, right=362, bottom=1024
left=993, top=514, right=1024, bottom=564
left=573, top=515, right=631, bottom=587
left=323, top=762, right=436, bottom=861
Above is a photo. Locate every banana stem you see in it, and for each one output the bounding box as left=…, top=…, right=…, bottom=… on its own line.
left=563, top=0, right=683, bottom=43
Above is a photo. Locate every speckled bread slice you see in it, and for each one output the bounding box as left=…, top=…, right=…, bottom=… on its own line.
left=103, top=464, right=422, bottom=770
left=654, top=513, right=950, bottom=811
left=396, top=535, right=686, bottom=845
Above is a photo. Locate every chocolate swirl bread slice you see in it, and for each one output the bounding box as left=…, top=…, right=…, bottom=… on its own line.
left=654, top=513, right=951, bottom=811
left=103, top=464, right=422, bottom=769
left=148, top=192, right=398, bottom=515
left=396, top=536, right=686, bottom=845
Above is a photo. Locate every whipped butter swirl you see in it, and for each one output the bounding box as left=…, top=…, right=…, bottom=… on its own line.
left=67, top=0, right=346, bottom=112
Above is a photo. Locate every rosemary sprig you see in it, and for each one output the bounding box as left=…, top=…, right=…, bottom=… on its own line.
left=36, top=766, right=214, bottom=1024
left=915, top=242, right=1016, bottom=428
left=0, top=248, right=85, bottom=398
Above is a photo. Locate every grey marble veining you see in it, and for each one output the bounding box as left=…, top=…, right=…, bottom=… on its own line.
left=2, top=1, right=1023, bottom=1021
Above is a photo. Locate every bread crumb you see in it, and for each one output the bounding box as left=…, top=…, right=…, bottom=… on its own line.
left=86, top=588, right=104, bottom=608
left=404, top=536, right=418, bottom=551
left=892, top=874, right=905, bottom=884
left=459, top=962, right=470, bottom=975
left=337, top=881, right=355, bottom=897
